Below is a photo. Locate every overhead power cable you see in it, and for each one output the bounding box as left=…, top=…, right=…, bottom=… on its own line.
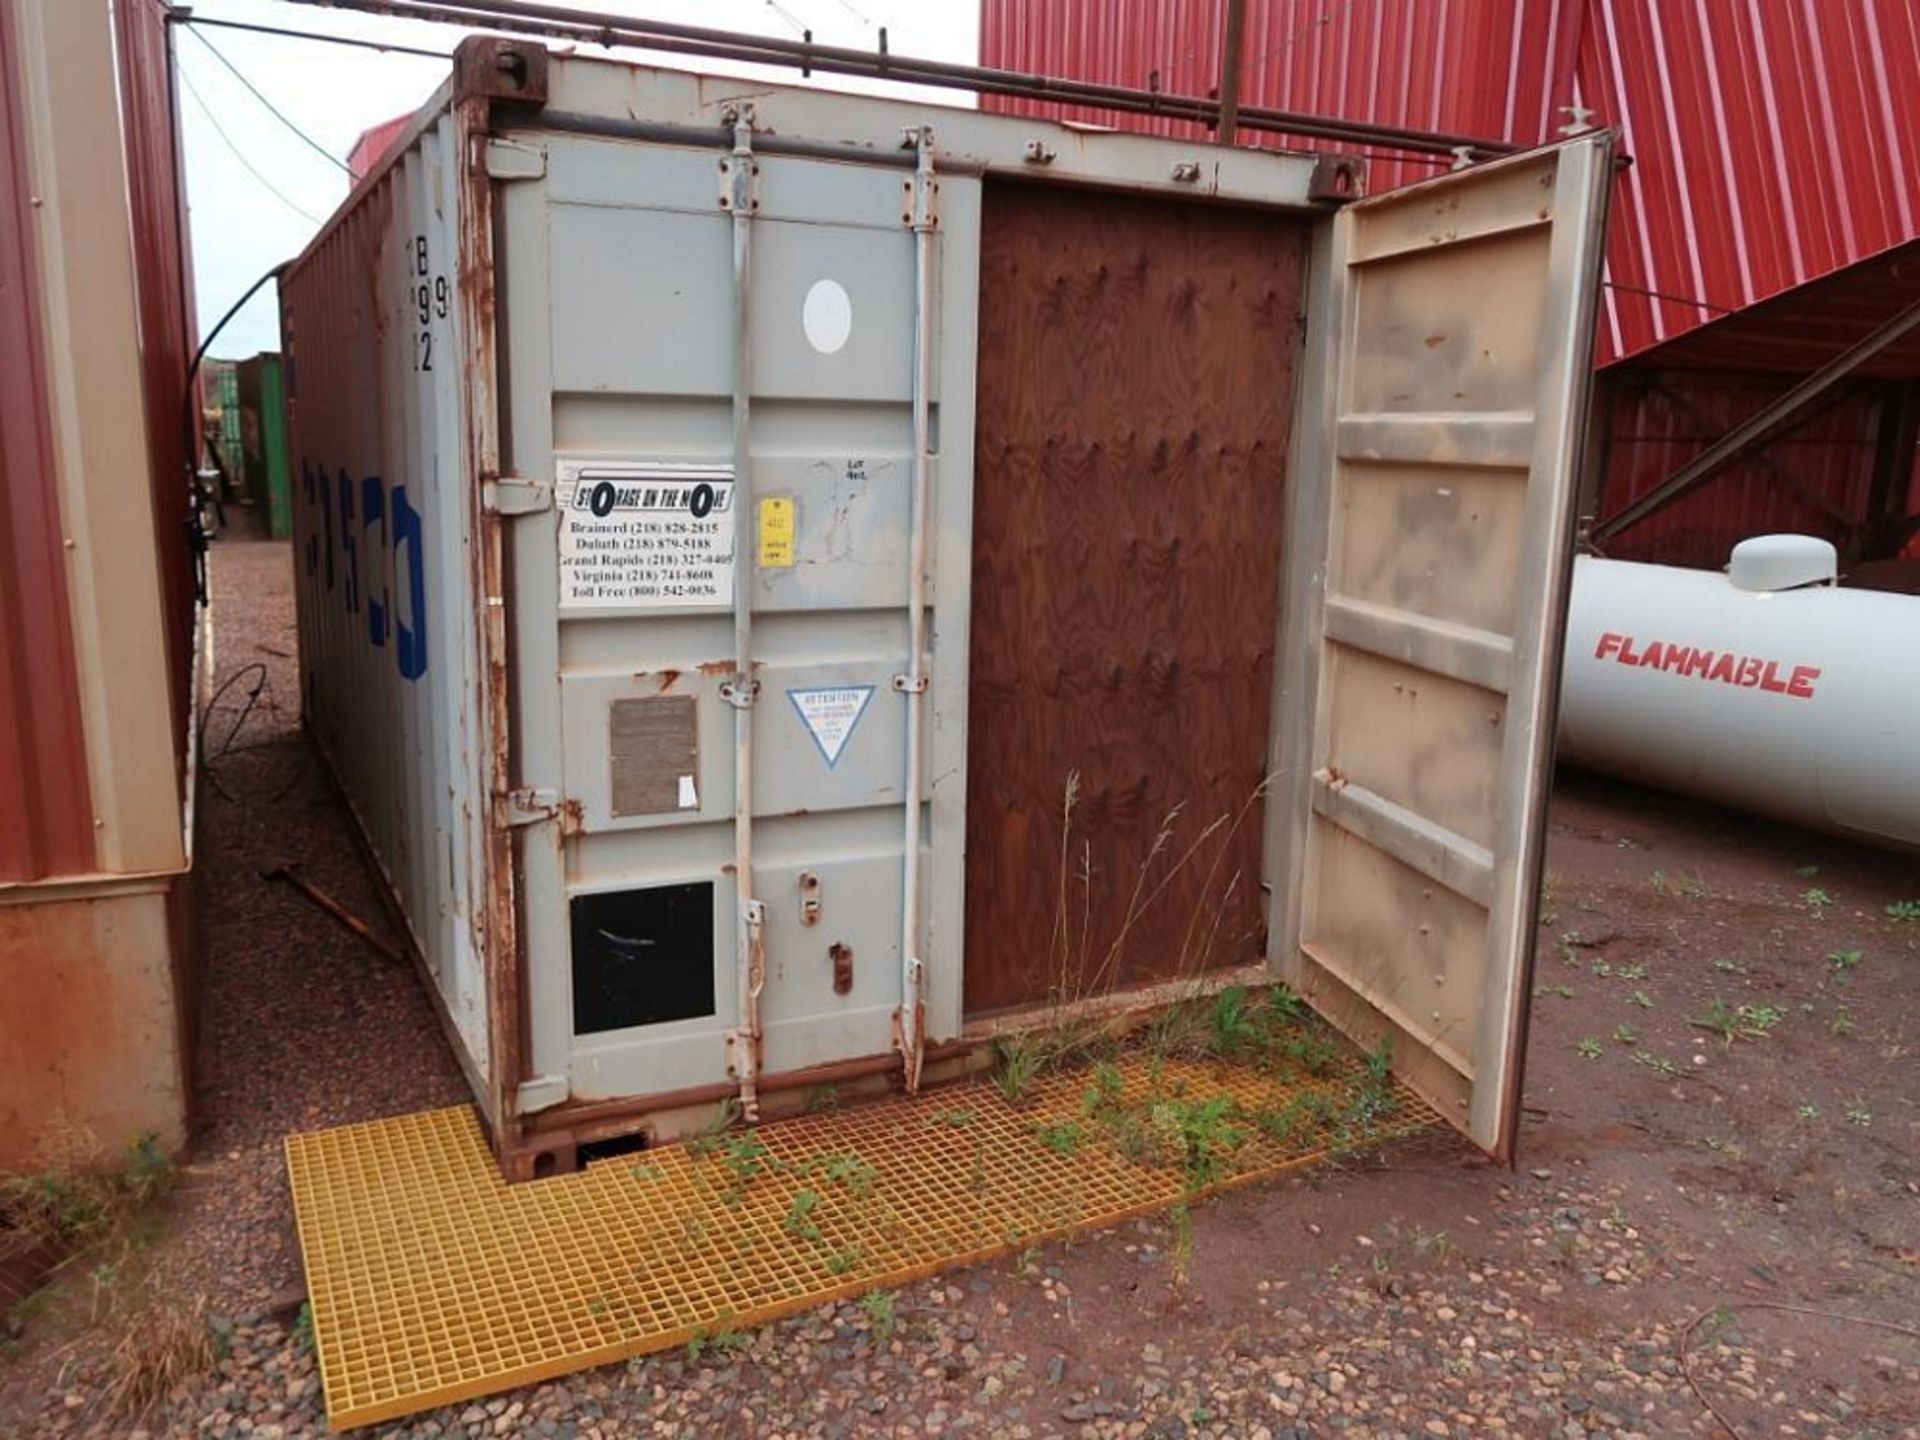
left=176, top=62, right=324, bottom=226
left=184, top=25, right=351, bottom=175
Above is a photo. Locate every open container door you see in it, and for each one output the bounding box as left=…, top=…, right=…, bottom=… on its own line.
left=1271, top=133, right=1614, bottom=1161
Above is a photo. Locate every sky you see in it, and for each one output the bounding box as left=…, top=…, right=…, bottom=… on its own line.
left=176, top=0, right=981, bottom=359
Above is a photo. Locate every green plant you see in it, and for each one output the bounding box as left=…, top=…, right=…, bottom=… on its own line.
left=1344, top=1037, right=1397, bottom=1128
left=1885, top=899, right=1920, bottom=922
left=1713, top=957, right=1746, bottom=974
left=1794, top=864, right=1820, bottom=879
left=0, top=1130, right=172, bottom=1259
left=1535, top=983, right=1576, bottom=1000
left=1081, top=1059, right=1126, bottom=1117
left=1207, top=985, right=1262, bottom=1057
left=1612, top=1024, right=1639, bottom=1045
left=1265, top=983, right=1306, bottom=1023
left=1693, top=998, right=1784, bottom=1043
left=1846, top=1100, right=1872, bottom=1128
left=1628, top=989, right=1655, bottom=1009
left=1831, top=1007, right=1855, bottom=1037
left=1826, top=949, right=1863, bottom=984
left=1160, top=1094, right=1248, bottom=1192
left=859, top=1289, right=898, bottom=1344
left=1804, top=887, right=1834, bottom=912
left=291, top=1300, right=315, bottom=1354
left=783, top=1189, right=823, bottom=1242
left=1033, top=1120, right=1084, bottom=1157
left=826, top=1247, right=864, bottom=1276
left=1691, top=998, right=1740, bottom=1043
left=1632, top=1051, right=1677, bottom=1077
left=1796, top=1103, right=1819, bottom=1120
left=686, top=1315, right=749, bottom=1365
left=1590, top=959, right=1613, bottom=977
left=928, top=1108, right=975, bottom=1130
left=809, top=1153, right=877, bottom=1197
left=1577, top=1037, right=1603, bottom=1060
left=630, top=1161, right=666, bottom=1182
left=1614, top=963, right=1648, bottom=980
left=990, top=1033, right=1047, bottom=1107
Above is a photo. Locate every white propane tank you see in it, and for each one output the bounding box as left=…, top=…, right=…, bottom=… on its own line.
left=1558, top=535, right=1920, bottom=851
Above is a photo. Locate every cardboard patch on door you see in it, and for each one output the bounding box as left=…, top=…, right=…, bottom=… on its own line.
left=787, top=686, right=874, bottom=769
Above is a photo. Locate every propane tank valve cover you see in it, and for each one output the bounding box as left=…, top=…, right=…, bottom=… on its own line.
left=1727, top=534, right=1837, bottom=593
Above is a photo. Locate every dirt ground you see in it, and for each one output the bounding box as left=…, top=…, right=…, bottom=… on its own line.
left=1, top=536, right=1915, bottom=1439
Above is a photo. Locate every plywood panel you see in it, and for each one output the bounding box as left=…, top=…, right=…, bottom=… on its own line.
left=964, top=182, right=1308, bottom=1015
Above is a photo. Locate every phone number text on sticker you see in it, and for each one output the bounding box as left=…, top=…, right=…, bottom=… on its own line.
left=557, top=461, right=736, bottom=610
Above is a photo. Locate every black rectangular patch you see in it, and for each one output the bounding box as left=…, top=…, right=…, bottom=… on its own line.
left=570, top=881, right=716, bottom=1034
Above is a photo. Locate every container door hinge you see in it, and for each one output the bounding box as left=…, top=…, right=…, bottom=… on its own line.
left=891, top=671, right=928, bottom=694
left=901, top=125, right=939, bottom=230
left=717, top=105, right=760, bottom=214
left=482, top=474, right=553, bottom=516
left=516, top=1074, right=568, bottom=1113
left=503, top=786, right=563, bottom=827
left=482, top=138, right=547, bottom=181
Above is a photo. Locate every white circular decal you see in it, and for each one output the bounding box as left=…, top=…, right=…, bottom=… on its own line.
left=802, top=279, right=853, bottom=355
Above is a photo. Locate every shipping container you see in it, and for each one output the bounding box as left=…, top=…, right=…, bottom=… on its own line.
left=284, top=37, right=1612, bottom=1178
left=236, top=353, right=294, bottom=539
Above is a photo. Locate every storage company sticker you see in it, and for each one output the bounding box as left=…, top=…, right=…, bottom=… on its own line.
left=787, top=686, right=875, bottom=768
left=557, top=460, right=734, bottom=609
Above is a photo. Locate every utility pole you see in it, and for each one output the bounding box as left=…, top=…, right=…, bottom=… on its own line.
left=1217, top=0, right=1247, bottom=144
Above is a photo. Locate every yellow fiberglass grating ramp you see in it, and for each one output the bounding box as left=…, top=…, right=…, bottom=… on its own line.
left=286, top=1043, right=1439, bottom=1430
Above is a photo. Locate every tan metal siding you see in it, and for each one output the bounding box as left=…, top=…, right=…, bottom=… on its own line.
left=0, top=0, right=97, bottom=882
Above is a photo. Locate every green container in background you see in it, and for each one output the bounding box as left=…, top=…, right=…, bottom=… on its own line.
left=236, top=353, right=292, bottom=539
left=203, top=358, right=240, bottom=471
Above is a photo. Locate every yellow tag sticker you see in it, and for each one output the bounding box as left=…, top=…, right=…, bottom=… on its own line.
left=758, top=495, right=795, bottom=569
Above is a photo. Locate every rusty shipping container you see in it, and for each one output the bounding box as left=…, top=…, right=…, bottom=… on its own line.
left=285, top=37, right=1614, bottom=1178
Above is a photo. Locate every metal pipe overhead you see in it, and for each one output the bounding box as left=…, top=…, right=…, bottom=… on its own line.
left=287, top=0, right=1519, bottom=160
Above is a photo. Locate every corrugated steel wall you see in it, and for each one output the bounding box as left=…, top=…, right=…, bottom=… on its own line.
left=1594, top=372, right=1902, bottom=570
left=0, top=0, right=96, bottom=881
left=1580, top=0, right=1920, bottom=365
left=0, top=0, right=196, bottom=882
left=980, top=0, right=1920, bottom=367
left=979, top=0, right=1573, bottom=193
left=113, top=0, right=199, bottom=738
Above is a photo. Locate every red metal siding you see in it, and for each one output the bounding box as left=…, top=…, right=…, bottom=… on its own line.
left=981, top=1, right=1920, bottom=366
left=1579, top=0, right=1920, bottom=365
left=1595, top=371, right=1891, bottom=570
left=980, top=0, right=1571, bottom=192
left=0, top=0, right=97, bottom=882
left=114, top=0, right=198, bottom=753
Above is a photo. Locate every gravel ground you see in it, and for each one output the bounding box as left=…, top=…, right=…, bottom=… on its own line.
left=1, top=536, right=1915, bottom=1439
